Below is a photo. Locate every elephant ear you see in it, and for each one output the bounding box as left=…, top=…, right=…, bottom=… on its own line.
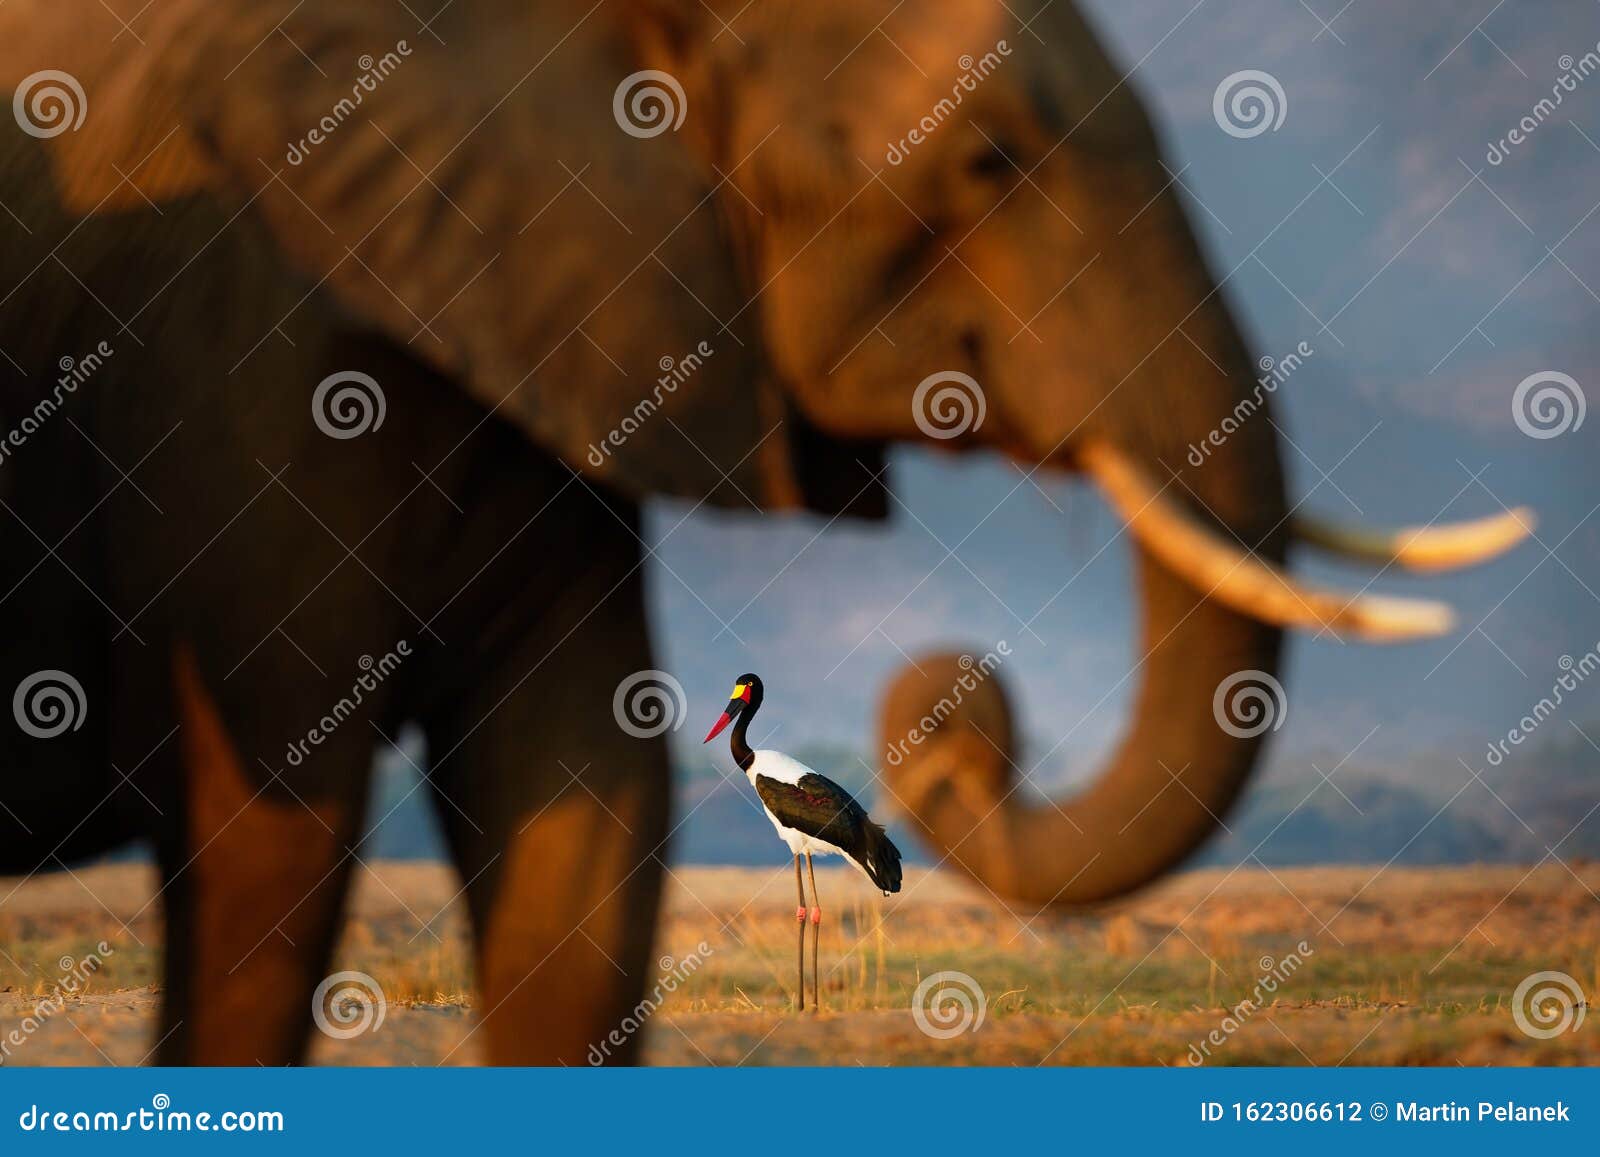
left=4, top=0, right=883, bottom=514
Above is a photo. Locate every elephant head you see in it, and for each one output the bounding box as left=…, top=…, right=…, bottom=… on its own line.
left=4, top=0, right=1531, bottom=907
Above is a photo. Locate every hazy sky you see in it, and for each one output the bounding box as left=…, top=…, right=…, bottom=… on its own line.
left=646, top=0, right=1600, bottom=794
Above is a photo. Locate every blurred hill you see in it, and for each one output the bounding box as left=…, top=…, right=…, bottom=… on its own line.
left=357, top=722, right=1598, bottom=868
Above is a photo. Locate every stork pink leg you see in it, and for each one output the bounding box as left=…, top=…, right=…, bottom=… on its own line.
left=805, top=852, right=821, bottom=1013
left=793, top=854, right=806, bottom=1013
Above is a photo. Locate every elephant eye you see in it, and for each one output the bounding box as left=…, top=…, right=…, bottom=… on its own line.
left=968, top=142, right=1015, bottom=179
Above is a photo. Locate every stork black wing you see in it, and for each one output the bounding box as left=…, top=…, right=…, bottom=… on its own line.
left=754, top=772, right=904, bottom=893
left=754, top=773, right=868, bottom=848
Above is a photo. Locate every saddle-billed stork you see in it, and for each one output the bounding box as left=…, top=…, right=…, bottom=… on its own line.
left=704, top=673, right=902, bottom=1012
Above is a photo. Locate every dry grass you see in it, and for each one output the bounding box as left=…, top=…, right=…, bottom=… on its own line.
left=2, top=860, right=1597, bottom=1065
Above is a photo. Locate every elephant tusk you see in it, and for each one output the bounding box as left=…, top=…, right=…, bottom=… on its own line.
left=1290, top=508, right=1536, bottom=572
left=1079, top=442, right=1455, bottom=642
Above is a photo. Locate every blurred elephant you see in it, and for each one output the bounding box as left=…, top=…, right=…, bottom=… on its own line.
left=0, top=0, right=1530, bottom=1063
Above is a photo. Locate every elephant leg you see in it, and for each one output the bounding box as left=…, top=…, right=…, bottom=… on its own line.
left=155, top=646, right=366, bottom=1064
left=422, top=519, right=668, bottom=1065
left=449, top=766, right=667, bottom=1066
left=0, top=410, right=131, bottom=872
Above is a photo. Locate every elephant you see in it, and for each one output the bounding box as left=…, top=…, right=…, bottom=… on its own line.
left=0, top=0, right=1531, bottom=1064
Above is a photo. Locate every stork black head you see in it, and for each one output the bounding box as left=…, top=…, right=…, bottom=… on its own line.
left=703, top=673, right=762, bottom=743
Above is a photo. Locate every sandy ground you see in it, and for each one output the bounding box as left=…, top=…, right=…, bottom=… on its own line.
left=2, top=860, right=1597, bottom=1065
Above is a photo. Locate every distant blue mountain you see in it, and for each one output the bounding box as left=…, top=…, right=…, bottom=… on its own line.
left=357, top=723, right=1598, bottom=868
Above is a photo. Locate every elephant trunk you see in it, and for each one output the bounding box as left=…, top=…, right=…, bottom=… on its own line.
left=875, top=209, right=1301, bottom=903
left=878, top=513, right=1284, bottom=907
